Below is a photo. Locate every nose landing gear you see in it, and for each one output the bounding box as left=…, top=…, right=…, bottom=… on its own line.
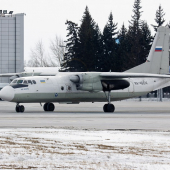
left=16, top=104, right=25, bottom=113
left=43, top=102, right=55, bottom=112
left=103, top=91, right=115, bottom=112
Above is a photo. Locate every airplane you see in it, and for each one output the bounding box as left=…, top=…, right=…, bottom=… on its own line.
left=0, top=26, right=170, bottom=113
left=24, top=67, right=61, bottom=73
left=0, top=67, right=61, bottom=90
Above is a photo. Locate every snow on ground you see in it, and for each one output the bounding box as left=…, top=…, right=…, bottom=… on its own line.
left=0, top=129, right=169, bottom=169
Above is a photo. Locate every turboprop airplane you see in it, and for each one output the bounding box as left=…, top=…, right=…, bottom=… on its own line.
left=24, top=67, right=61, bottom=73
left=0, top=67, right=60, bottom=90
left=0, top=26, right=170, bottom=113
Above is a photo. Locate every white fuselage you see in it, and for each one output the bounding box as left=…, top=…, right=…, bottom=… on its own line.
left=0, top=72, right=169, bottom=103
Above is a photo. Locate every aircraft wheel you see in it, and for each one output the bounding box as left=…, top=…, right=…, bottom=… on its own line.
left=47, top=103, right=55, bottom=111
left=19, top=105, right=25, bottom=112
left=16, top=105, right=20, bottom=112
left=16, top=105, right=25, bottom=112
left=43, top=103, right=48, bottom=111
left=107, top=104, right=115, bottom=112
left=103, top=104, right=108, bottom=112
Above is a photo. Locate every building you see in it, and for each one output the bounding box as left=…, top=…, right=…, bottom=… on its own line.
left=0, top=11, right=25, bottom=83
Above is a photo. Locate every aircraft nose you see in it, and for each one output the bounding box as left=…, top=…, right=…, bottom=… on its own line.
left=0, top=86, right=14, bottom=101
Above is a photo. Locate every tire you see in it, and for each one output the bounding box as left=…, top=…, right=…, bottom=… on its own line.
left=107, top=104, right=115, bottom=112
left=16, top=106, right=20, bottom=112
left=103, top=104, right=108, bottom=112
left=19, top=105, right=25, bottom=112
left=47, top=103, right=55, bottom=111
left=43, top=103, right=48, bottom=111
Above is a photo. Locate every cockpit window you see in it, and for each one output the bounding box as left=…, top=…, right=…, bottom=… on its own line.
left=12, top=80, right=17, bottom=84
left=17, top=80, right=23, bottom=84
left=32, top=80, right=36, bottom=84
left=23, top=80, right=28, bottom=84
left=28, top=80, right=32, bottom=84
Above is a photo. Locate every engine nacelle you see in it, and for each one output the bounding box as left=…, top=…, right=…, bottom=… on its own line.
left=101, top=79, right=130, bottom=91
left=70, top=73, right=130, bottom=92
left=70, top=75, right=80, bottom=83
left=70, top=73, right=102, bottom=92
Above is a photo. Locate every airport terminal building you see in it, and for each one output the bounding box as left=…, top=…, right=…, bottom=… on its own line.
left=0, top=11, right=24, bottom=83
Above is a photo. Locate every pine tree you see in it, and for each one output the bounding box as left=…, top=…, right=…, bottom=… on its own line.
left=130, top=0, right=143, bottom=26
left=117, top=23, right=130, bottom=71
left=127, top=0, right=143, bottom=68
left=78, top=6, right=99, bottom=71
left=102, top=12, right=118, bottom=72
left=140, top=22, right=153, bottom=63
left=93, top=24, right=103, bottom=71
left=151, top=5, right=165, bottom=32
left=166, top=21, right=170, bottom=28
left=61, top=20, right=80, bottom=71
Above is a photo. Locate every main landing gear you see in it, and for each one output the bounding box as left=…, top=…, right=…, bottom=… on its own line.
left=103, top=91, right=115, bottom=112
left=15, top=102, right=55, bottom=112
left=43, top=102, right=55, bottom=112
left=16, top=104, right=25, bottom=113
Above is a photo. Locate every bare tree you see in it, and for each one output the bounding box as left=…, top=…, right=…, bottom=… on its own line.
left=50, top=35, right=65, bottom=67
left=27, top=40, right=56, bottom=67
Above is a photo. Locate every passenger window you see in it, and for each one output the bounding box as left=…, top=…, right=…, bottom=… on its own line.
left=32, top=80, right=36, bottom=84
left=28, top=80, right=32, bottom=84
left=61, top=86, right=64, bottom=90
left=23, top=80, right=28, bottom=84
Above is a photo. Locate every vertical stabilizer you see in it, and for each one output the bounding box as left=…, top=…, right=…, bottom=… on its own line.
left=126, top=26, right=170, bottom=74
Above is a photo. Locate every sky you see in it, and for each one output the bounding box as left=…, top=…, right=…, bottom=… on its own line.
left=1, top=0, right=170, bottom=61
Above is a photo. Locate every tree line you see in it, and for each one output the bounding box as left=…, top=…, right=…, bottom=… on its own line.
left=61, top=0, right=167, bottom=72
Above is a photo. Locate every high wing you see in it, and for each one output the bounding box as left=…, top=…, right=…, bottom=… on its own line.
left=100, top=72, right=170, bottom=78
left=1, top=72, right=170, bottom=78
left=0, top=73, right=20, bottom=77
left=0, top=72, right=57, bottom=78
left=0, top=67, right=60, bottom=78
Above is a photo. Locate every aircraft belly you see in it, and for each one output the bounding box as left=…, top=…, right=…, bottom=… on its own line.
left=11, top=93, right=65, bottom=103
left=11, top=90, right=150, bottom=103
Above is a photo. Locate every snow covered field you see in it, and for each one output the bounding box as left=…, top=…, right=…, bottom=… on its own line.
left=0, top=129, right=170, bottom=170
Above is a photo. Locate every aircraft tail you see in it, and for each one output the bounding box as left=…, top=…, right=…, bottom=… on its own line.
left=126, top=26, right=170, bottom=74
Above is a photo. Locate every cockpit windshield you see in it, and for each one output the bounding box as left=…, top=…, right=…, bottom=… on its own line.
left=11, top=79, right=37, bottom=85
left=11, top=80, right=17, bottom=84
left=28, top=80, right=32, bottom=84
left=17, top=80, right=23, bottom=84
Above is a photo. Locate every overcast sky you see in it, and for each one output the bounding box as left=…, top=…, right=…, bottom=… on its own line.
left=1, top=0, right=170, bottom=61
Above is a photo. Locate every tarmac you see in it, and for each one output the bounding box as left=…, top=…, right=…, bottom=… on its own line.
left=0, top=100, right=170, bottom=130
